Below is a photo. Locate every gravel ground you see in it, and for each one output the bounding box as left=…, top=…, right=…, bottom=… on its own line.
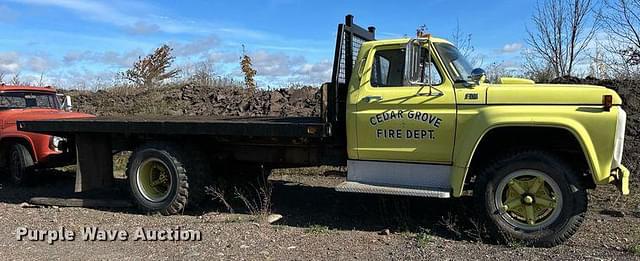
left=0, top=170, right=638, bottom=261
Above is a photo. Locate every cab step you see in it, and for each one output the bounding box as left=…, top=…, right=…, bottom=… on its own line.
left=335, top=181, right=451, bottom=198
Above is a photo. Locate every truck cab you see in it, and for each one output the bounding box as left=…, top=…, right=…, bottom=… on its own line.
left=335, top=25, right=628, bottom=246
left=0, top=84, right=94, bottom=184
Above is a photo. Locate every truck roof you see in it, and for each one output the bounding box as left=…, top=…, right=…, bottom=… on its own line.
left=0, top=84, right=57, bottom=93
left=367, top=37, right=454, bottom=47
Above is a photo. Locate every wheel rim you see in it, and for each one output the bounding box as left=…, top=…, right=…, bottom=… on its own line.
left=136, top=158, right=173, bottom=203
left=494, top=169, right=563, bottom=230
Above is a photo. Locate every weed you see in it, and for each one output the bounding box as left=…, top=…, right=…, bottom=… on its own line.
left=629, top=244, right=640, bottom=255
left=304, top=225, right=331, bottom=234
left=205, top=166, right=273, bottom=220
left=224, top=215, right=244, bottom=223
left=233, top=168, right=273, bottom=216
left=415, top=227, right=433, bottom=247
left=399, top=231, right=414, bottom=238
left=271, top=225, right=287, bottom=232
left=466, top=218, right=488, bottom=243
left=205, top=186, right=235, bottom=214
left=439, top=212, right=463, bottom=239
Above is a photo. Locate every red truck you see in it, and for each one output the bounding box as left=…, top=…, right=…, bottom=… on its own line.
left=0, top=83, right=93, bottom=184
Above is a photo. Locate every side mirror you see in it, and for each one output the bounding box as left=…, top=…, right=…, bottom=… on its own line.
left=470, top=68, right=486, bottom=83
left=61, top=95, right=72, bottom=111
left=404, top=39, right=430, bottom=86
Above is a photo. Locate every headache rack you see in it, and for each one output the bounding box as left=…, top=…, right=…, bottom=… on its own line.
left=323, top=14, right=376, bottom=139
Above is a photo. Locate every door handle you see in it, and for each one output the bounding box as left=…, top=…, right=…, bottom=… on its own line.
left=362, top=95, right=383, bottom=103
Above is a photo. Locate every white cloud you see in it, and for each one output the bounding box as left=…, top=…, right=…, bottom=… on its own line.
left=292, top=60, right=332, bottom=83
left=8, top=0, right=132, bottom=24
left=125, top=21, right=161, bottom=35
left=7, top=0, right=271, bottom=39
left=501, top=43, right=523, bottom=54
left=0, top=52, right=21, bottom=73
left=172, top=36, right=219, bottom=56
left=63, top=49, right=144, bottom=67
left=26, top=54, right=56, bottom=72
left=250, top=51, right=305, bottom=76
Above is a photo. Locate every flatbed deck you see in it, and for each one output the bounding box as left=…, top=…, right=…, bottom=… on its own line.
left=18, top=116, right=330, bottom=138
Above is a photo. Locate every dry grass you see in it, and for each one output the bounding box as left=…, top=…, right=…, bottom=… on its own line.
left=304, top=225, right=331, bottom=234
left=205, top=167, right=274, bottom=220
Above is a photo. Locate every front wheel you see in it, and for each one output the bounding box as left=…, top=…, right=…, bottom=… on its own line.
left=8, top=143, right=35, bottom=186
left=474, top=150, right=587, bottom=247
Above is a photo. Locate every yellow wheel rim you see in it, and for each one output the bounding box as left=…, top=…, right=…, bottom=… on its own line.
left=136, top=158, right=173, bottom=202
left=495, top=169, right=562, bottom=230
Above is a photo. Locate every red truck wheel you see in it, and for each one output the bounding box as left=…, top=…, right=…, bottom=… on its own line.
left=8, top=143, right=35, bottom=185
left=127, top=143, right=210, bottom=215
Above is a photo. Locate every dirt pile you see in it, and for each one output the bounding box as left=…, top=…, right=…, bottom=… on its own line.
left=64, top=83, right=321, bottom=118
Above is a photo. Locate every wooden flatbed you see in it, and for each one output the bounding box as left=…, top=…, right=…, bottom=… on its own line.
left=18, top=116, right=330, bottom=138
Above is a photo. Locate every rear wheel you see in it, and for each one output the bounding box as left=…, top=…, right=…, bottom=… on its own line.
left=474, top=150, right=587, bottom=247
left=127, top=143, right=210, bottom=215
left=8, top=143, right=35, bottom=186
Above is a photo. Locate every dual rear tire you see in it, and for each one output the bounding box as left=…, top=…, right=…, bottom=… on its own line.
left=127, top=143, right=210, bottom=215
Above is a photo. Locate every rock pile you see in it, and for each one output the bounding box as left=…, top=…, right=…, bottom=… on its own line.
left=64, top=83, right=321, bottom=118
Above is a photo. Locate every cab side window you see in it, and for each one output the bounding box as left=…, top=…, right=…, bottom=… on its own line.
left=371, top=48, right=443, bottom=87
left=371, top=49, right=405, bottom=87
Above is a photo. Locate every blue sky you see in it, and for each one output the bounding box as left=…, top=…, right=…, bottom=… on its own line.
left=0, top=0, right=536, bottom=88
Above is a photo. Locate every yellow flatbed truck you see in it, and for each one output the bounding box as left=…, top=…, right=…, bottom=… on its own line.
left=18, top=15, right=629, bottom=247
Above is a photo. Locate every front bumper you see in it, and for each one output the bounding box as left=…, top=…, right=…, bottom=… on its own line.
left=613, top=165, right=630, bottom=195
left=36, top=151, right=76, bottom=168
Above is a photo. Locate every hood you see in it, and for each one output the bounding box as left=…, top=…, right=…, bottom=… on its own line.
left=2, top=109, right=95, bottom=124
left=485, top=82, right=622, bottom=105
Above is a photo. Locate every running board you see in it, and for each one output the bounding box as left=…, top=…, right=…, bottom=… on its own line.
left=335, top=181, right=451, bottom=198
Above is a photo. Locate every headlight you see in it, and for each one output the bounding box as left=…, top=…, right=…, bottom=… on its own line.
left=50, top=136, right=67, bottom=151
left=612, top=109, right=626, bottom=169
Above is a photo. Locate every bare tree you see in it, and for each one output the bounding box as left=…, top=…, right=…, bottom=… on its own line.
left=600, top=0, right=640, bottom=77
left=190, top=61, right=216, bottom=86
left=240, top=45, right=257, bottom=90
left=36, top=72, right=46, bottom=86
left=10, top=72, right=21, bottom=85
left=526, top=0, right=599, bottom=77
left=123, top=44, right=180, bottom=87
left=0, top=72, right=5, bottom=84
left=521, top=48, right=556, bottom=82
left=450, top=20, right=483, bottom=67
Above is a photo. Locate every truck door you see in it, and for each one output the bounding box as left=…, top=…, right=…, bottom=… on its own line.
left=353, top=44, right=456, bottom=164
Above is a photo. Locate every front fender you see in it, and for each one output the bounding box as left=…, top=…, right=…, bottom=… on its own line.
left=450, top=105, right=619, bottom=197
left=0, top=134, right=38, bottom=161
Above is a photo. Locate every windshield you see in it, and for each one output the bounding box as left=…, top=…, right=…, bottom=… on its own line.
left=0, top=92, right=60, bottom=110
left=434, top=43, right=474, bottom=82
